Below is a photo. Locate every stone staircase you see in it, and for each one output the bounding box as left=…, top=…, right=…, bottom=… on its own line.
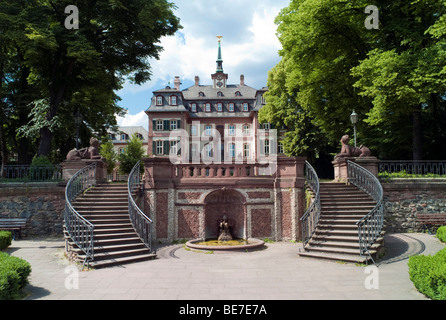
left=299, top=182, right=384, bottom=264
left=65, top=183, right=156, bottom=268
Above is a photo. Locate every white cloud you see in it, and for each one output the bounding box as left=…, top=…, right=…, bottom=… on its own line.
left=116, top=0, right=289, bottom=126
left=117, top=111, right=148, bottom=130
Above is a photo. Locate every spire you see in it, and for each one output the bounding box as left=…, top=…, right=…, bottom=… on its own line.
left=216, top=36, right=223, bottom=72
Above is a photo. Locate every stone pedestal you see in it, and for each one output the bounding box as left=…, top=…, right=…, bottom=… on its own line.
left=332, top=156, right=379, bottom=182
left=60, top=159, right=108, bottom=184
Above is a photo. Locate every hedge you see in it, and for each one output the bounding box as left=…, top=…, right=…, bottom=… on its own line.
left=0, top=252, right=32, bottom=300
left=437, top=226, right=446, bottom=243
left=0, top=231, right=12, bottom=250
left=408, top=246, right=446, bottom=300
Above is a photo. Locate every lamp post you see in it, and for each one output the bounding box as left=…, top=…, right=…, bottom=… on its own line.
left=350, top=110, right=358, bottom=148
left=74, top=110, right=83, bottom=149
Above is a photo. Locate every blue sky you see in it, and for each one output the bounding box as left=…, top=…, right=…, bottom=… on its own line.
left=116, top=0, right=290, bottom=130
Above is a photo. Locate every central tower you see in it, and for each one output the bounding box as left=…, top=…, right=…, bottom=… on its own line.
left=211, top=36, right=228, bottom=88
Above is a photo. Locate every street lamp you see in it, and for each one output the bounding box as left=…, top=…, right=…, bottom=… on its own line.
left=74, top=110, right=83, bottom=149
left=350, top=110, right=359, bottom=148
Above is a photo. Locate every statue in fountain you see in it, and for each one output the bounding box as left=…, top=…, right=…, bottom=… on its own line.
left=218, top=214, right=233, bottom=242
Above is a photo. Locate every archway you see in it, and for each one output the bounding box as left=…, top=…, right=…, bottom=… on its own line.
left=204, top=188, right=246, bottom=240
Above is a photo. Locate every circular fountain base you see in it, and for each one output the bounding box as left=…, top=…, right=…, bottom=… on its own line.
left=186, top=238, right=265, bottom=251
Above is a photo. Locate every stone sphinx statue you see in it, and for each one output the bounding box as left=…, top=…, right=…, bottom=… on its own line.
left=66, top=137, right=104, bottom=161
left=335, top=134, right=371, bottom=158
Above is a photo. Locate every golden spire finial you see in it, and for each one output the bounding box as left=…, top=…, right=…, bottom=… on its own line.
left=216, top=35, right=223, bottom=42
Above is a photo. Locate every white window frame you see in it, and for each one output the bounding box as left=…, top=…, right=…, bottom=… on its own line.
left=170, top=141, right=177, bottom=155
left=264, top=139, right=270, bottom=155
left=244, top=144, right=250, bottom=158
left=205, top=103, right=211, bottom=112
left=217, top=103, right=223, bottom=112
left=156, top=96, right=163, bottom=106
left=191, top=103, right=197, bottom=112
left=243, top=124, right=250, bottom=135
left=156, top=120, right=163, bottom=131
left=170, top=95, right=177, bottom=106
left=229, top=143, right=236, bottom=158
left=205, top=125, right=212, bottom=136
left=156, top=141, right=163, bottom=155
left=170, top=120, right=177, bottom=130
left=190, top=125, right=197, bottom=136
left=229, top=103, right=234, bottom=112
left=228, top=125, right=235, bottom=136
left=243, top=102, right=248, bottom=112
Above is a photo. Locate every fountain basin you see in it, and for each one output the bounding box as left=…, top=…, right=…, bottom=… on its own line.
left=185, top=238, right=265, bottom=251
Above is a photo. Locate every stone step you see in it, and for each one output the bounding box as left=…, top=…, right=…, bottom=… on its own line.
left=87, top=253, right=157, bottom=269
left=298, top=251, right=369, bottom=264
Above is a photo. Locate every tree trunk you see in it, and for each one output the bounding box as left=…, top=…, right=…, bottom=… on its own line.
left=412, top=105, right=423, bottom=161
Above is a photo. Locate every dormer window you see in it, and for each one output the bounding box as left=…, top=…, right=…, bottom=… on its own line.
left=228, top=103, right=234, bottom=112
left=199, top=92, right=205, bottom=97
left=121, top=133, right=129, bottom=141
left=170, top=95, right=177, bottom=106
left=156, top=96, right=163, bottom=106
left=205, top=103, right=211, bottom=112
left=217, top=91, right=223, bottom=97
left=191, top=103, right=197, bottom=112
left=235, top=91, right=241, bottom=96
left=217, top=103, right=223, bottom=112
left=243, top=102, right=249, bottom=112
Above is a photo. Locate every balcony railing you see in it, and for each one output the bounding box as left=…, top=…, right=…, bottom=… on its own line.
left=0, top=165, right=62, bottom=182
left=172, top=163, right=275, bottom=178
left=379, top=160, right=446, bottom=176
left=300, top=161, right=321, bottom=247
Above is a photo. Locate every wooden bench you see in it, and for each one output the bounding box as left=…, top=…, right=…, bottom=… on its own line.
left=0, top=218, right=28, bottom=240
left=417, top=214, right=446, bottom=234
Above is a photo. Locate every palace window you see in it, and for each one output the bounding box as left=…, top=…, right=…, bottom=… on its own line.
left=235, top=91, right=241, bottom=96
left=229, top=103, right=234, bottom=112
left=243, top=124, right=250, bottom=135
left=121, top=133, right=128, bottom=141
left=156, top=141, right=163, bottom=155
left=204, top=144, right=213, bottom=158
left=191, top=103, right=197, bottom=112
left=156, top=96, right=163, bottom=106
left=156, top=120, right=163, bottom=131
left=217, top=91, right=223, bottom=97
left=170, top=141, right=177, bottom=155
left=244, top=144, right=250, bottom=157
left=205, top=103, right=211, bottom=112
left=170, top=120, right=177, bottom=130
left=199, top=92, right=205, bottom=97
left=229, top=143, right=236, bottom=158
left=170, top=95, right=177, bottom=106
left=243, top=102, right=249, bottom=112
left=228, top=125, right=235, bottom=136
left=190, top=125, right=197, bottom=136
left=278, top=142, right=284, bottom=154
left=264, top=139, right=270, bottom=155
left=217, top=103, right=223, bottom=112
left=205, top=125, right=212, bottom=136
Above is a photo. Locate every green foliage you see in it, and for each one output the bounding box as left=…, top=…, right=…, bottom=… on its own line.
left=99, top=138, right=117, bottom=175
left=117, top=133, right=145, bottom=174
left=0, top=0, right=181, bottom=158
left=269, top=0, right=446, bottom=160
left=437, top=226, right=446, bottom=243
left=378, top=170, right=446, bottom=180
left=408, top=247, right=446, bottom=300
left=0, top=232, right=12, bottom=250
left=0, top=252, right=32, bottom=300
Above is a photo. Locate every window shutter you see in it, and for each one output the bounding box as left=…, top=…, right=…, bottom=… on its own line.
left=164, top=120, right=169, bottom=131
left=177, top=120, right=181, bottom=129
left=259, top=139, right=265, bottom=156
left=152, top=141, right=156, bottom=155
left=152, top=120, right=156, bottom=131
left=177, top=139, right=181, bottom=156
left=163, top=140, right=170, bottom=155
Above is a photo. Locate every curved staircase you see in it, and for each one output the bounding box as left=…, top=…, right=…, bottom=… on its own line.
left=65, top=183, right=156, bottom=268
left=299, top=182, right=384, bottom=263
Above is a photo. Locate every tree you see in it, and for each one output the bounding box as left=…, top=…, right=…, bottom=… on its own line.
left=1, top=0, right=181, bottom=157
left=269, top=0, right=446, bottom=160
left=99, top=137, right=117, bottom=175
left=117, top=133, right=145, bottom=174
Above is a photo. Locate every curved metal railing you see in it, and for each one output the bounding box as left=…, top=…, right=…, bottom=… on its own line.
left=64, top=162, right=96, bottom=267
left=347, top=160, right=384, bottom=263
left=128, top=160, right=153, bottom=251
left=300, top=161, right=321, bottom=247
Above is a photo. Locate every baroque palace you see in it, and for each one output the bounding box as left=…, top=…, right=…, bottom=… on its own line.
left=143, top=38, right=305, bottom=243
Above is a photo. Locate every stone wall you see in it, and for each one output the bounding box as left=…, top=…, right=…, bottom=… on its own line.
left=0, top=183, right=65, bottom=237
left=382, top=179, right=446, bottom=232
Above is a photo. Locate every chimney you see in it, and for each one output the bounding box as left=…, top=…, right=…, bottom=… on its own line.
left=195, top=76, right=200, bottom=86
left=174, top=76, right=181, bottom=90
left=240, top=74, right=245, bottom=86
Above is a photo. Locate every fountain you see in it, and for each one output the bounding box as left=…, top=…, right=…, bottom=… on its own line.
left=185, top=214, right=265, bottom=251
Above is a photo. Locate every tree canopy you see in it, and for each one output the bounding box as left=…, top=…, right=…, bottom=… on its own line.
left=261, top=0, right=446, bottom=161
left=0, top=0, right=181, bottom=164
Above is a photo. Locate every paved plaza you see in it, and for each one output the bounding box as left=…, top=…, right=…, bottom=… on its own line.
left=5, top=233, right=445, bottom=301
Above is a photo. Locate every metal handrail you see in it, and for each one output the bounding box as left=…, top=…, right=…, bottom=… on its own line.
left=0, top=164, right=62, bottom=182
left=300, top=161, right=321, bottom=247
left=379, top=160, right=446, bottom=176
left=347, top=160, right=384, bottom=263
left=128, top=160, right=153, bottom=252
left=64, top=163, right=96, bottom=268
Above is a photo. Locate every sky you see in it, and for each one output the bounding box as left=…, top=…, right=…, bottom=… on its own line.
left=116, top=0, right=290, bottom=130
